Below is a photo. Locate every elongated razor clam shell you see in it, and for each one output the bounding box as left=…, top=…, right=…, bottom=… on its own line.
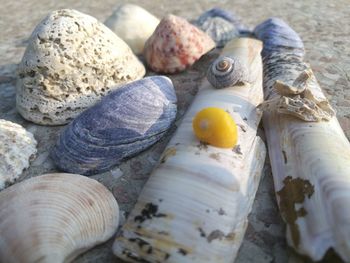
left=113, top=38, right=266, bottom=263
left=105, top=4, right=160, bottom=54
left=0, top=173, right=119, bottom=263
left=16, top=9, right=145, bottom=125
left=51, top=76, right=177, bottom=175
left=255, top=18, right=350, bottom=261
left=193, top=8, right=247, bottom=47
left=0, top=119, right=37, bottom=190
left=144, top=14, right=215, bottom=74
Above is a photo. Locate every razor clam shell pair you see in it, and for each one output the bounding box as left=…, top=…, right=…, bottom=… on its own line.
left=144, top=14, right=215, bottom=74
left=51, top=76, right=177, bottom=175
left=193, top=8, right=247, bottom=47
left=113, top=38, right=266, bottom=263
left=0, top=119, right=37, bottom=190
left=0, top=173, right=119, bottom=263
left=255, top=18, right=350, bottom=261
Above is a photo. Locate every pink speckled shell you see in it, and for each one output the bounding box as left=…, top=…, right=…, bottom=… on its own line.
left=144, top=14, right=216, bottom=74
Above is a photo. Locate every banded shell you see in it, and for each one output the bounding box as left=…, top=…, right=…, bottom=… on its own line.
left=0, top=119, right=37, bottom=190
left=206, top=56, right=246, bottom=89
left=113, top=38, right=265, bottom=263
left=104, top=4, right=160, bottom=54
left=144, top=14, right=215, bottom=74
left=255, top=18, right=350, bottom=261
left=16, top=9, right=145, bottom=125
left=51, top=76, right=177, bottom=175
left=254, top=17, right=304, bottom=57
left=0, top=173, right=119, bottom=263
left=193, top=8, right=246, bottom=47
left=195, top=8, right=247, bottom=32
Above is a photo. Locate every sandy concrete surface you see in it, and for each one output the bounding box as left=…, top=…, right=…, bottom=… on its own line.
left=0, top=0, right=349, bottom=262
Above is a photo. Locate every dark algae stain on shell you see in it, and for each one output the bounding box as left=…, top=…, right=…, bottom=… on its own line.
left=277, top=176, right=314, bottom=247
left=51, top=76, right=177, bottom=175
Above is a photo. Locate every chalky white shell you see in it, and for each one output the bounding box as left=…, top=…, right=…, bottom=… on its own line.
left=16, top=9, right=146, bottom=125
left=113, top=38, right=265, bottom=263
left=0, top=119, right=37, bottom=190
left=105, top=4, right=160, bottom=54
left=0, top=173, right=119, bottom=263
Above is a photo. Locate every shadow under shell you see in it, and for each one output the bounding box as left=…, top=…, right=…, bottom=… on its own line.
left=51, top=76, right=177, bottom=175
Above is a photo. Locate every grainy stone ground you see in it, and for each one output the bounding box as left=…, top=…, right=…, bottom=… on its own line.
left=0, top=0, right=349, bottom=262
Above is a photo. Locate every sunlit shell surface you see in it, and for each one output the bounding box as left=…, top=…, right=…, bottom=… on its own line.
left=113, top=38, right=265, bottom=263
left=193, top=8, right=247, bottom=47
left=0, top=173, right=119, bottom=263
left=16, top=9, right=145, bottom=125
left=144, top=14, right=215, bottom=74
left=255, top=18, right=350, bottom=262
left=0, top=119, right=37, bottom=190
left=104, top=4, right=160, bottom=54
left=51, top=76, right=177, bottom=175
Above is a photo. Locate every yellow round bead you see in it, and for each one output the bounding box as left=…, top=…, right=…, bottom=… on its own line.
left=192, top=107, right=238, bottom=148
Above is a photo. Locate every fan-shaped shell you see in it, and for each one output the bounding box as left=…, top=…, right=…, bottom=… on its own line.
left=51, top=76, right=177, bottom=175
left=0, top=119, right=37, bottom=190
left=206, top=56, right=246, bottom=89
left=16, top=9, right=145, bottom=125
left=144, top=14, right=215, bottom=74
left=104, top=4, right=160, bottom=54
left=0, top=173, right=119, bottom=263
left=254, top=17, right=304, bottom=56
left=195, top=8, right=247, bottom=32
left=193, top=8, right=246, bottom=47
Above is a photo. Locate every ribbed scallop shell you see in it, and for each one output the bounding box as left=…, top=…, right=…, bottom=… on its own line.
left=0, top=119, right=37, bottom=190
left=255, top=18, right=350, bottom=262
left=206, top=56, right=245, bottom=89
left=51, top=76, right=177, bottom=175
left=0, top=173, right=119, bottom=263
left=144, top=14, right=215, bottom=74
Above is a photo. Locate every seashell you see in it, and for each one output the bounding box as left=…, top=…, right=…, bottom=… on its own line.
left=16, top=9, right=146, bottom=126
left=195, top=8, right=247, bottom=32
left=51, top=76, right=177, bottom=175
left=193, top=8, right=247, bottom=47
left=104, top=4, right=160, bottom=54
left=254, top=17, right=304, bottom=57
left=0, top=173, right=119, bottom=263
left=206, top=56, right=247, bottom=89
left=113, top=38, right=266, bottom=263
left=0, top=119, right=37, bottom=190
left=144, top=14, right=216, bottom=74
left=255, top=18, right=350, bottom=261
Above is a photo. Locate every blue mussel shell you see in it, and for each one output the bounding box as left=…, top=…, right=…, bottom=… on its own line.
left=51, top=76, right=177, bottom=175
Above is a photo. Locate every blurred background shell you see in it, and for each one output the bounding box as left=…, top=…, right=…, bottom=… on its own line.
left=16, top=9, right=145, bottom=126
left=104, top=4, right=160, bottom=54
left=51, top=76, right=177, bottom=175
left=0, top=119, right=37, bottom=190
left=192, top=7, right=247, bottom=47
left=0, top=173, right=119, bottom=263
left=144, top=14, right=215, bottom=74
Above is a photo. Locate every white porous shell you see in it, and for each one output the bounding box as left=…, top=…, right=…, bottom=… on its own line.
left=0, top=119, right=37, bottom=190
left=105, top=4, right=160, bottom=54
left=0, top=173, right=120, bottom=263
left=16, top=9, right=146, bottom=125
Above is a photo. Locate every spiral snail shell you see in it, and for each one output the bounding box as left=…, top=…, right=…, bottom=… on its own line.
left=206, top=56, right=246, bottom=89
